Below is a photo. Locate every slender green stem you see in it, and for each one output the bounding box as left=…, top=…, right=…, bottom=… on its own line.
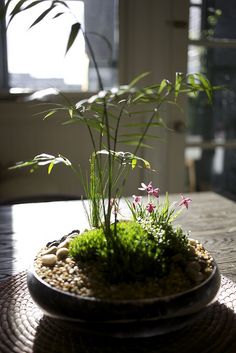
left=133, top=103, right=162, bottom=156
left=133, top=86, right=175, bottom=156
left=82, top=27, right=113, bottom=236
left=82, top=29, right=104, bottom=153
left=81, top=26, right=109, bottom=228
left=86, top=123, right=97, bottom=153
left=115, top=96, right=171, bottom=198
left=113, top=101, right=127, bottom=152
left=102, top=99, right=113, bottom=236
left=82, top=29, right=104, bottom=91
left=85, top=123, right=107, bottom=227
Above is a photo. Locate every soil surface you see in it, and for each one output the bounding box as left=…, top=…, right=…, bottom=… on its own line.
left=34, top=235, right=214, bottom=300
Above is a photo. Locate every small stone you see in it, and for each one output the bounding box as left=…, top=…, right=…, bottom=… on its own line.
left=189, top=239, right=196, bottom=246
left=189, top=245, right=197, bottom=254
left=56, top=247, right=69, bottom=260
left=68, top=229, right=80, bottom=236
left=42, top=246, right=57, bottom=256
left=68, top=229, right=80, bottom=235
left=58, top=239, right=71, bottom=249
left=60, top=235, right=68, bottom=243
left=46, top=240, right=60, bottom=248
left=204, top=267, right=213, bottom=276
left=41, top=254, right=57, bottom=267
left=67, top=233, right=79, bottom=240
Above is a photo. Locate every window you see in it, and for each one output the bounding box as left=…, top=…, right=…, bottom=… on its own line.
left=186, top=0, right=236, bottom=199
left=0, top=0, right=118, bottom=93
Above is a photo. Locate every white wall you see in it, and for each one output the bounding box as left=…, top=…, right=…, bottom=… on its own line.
left=0, top=95, right=93, bottom=201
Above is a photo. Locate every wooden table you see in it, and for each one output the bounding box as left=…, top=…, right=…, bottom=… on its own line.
left=0, top=191, right=236, bottom=352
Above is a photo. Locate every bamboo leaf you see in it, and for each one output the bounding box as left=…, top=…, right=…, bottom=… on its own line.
left=122, top=122, right=163, bottom=128
left=131, top=158, right=137, bottom=169
left=118, top=140, right=153, bottom=148
left=121, top=133, right=159, bottom=139
left=158, top=79, right=171, bottom=95
left=9, top=0, right=27, bottom=16
left=188, top=74, right=197, bottom=87
left=30, top=5, right=55, bottom=28
left=175, top=72, right=184, bottom=101
left=52, top=11, right=64, bottom=19
left=142, top=159, right=151, bottom=169
left=66, top=22, right=81, bottom=54
left=193, top=73, right=212, bottom=103
left=69, top=107, right=74, bottom=118
left=62, top=117, right=105, bottom=133
left=75, top=99, right=88, bottom=109
left=128, top=72, right=150, bottom=88
left=23, top=0, right=45, bottom=11
left=10, top=153, right=72, bottom=173
left=52, top=0, right=69, bottom=7
left=187, top=73, right=213, bottom=103
left=62, top=117, right=89, bottom=125
left=9, top=160, right=37, bottom=170
left=48, top=162, right=54, bottom=174
left=128, top=109, right=155, bottom=116
left=8, top=0, right=27, bottom=25
left=0, top=0, right=11, bottom=18
left=131, top=92, right=146, bottom=103
left=43, top=110, right=57, bottom=120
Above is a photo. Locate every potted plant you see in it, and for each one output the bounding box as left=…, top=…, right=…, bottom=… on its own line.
left=4, top=0, right=220, bottom=337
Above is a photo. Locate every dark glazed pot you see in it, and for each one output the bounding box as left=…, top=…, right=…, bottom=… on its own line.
left=27, top=262, right=221, bottom=337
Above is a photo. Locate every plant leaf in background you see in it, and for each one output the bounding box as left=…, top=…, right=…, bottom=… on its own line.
left=9, top=153, right=72, bottom=174
left=29, top=5, right=55, bottom=28
left=66, top=22, right=81, bottom=54
left=174, top=72, right=184, bottom=101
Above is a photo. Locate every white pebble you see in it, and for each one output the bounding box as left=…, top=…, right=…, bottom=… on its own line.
left=41, top=254, right=57, bottom=267
left=58, top=239, right=71, bottom=249
left=42, top=246, right=58, bottom=255
left=56, top=247, right=69, bottom=260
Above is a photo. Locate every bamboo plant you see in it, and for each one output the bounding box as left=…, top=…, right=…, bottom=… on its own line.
left=2, top=1, right=215, bottom=274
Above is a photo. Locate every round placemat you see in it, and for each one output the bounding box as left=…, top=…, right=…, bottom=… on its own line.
left=0, top=272, right=236, bottom=353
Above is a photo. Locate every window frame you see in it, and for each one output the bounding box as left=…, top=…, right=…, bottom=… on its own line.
left=0, top=0, right=8, bottom=91
left=187, top=1, right=236, bottom=151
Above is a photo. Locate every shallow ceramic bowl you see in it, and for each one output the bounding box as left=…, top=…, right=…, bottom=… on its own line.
left=27, top=259, right=221, bottom=338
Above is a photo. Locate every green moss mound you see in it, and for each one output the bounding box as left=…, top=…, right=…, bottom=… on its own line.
left=69, top=220, right=189, bottom=283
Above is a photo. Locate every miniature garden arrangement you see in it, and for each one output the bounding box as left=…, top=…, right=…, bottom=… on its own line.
left=35, top=189, right=215, bottom=300
left=4, top=0, right=221, bottom=336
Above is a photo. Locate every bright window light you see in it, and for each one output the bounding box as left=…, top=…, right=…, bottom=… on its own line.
left=6, top=0, right=89, bottom=91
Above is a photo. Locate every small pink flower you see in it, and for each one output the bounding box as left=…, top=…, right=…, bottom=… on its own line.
left=146, top=202, right=156, bottom=213
left=150, top=187, right=160, bottom=198
left=178, top=194, right=192, bottom=209
left=132, top=195, right=142, bottom=209
left=138, top=181, right=153, bottom=193
left=132, top=195, right=142, bottom=204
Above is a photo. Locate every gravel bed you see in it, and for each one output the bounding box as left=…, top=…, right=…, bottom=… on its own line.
left=34, top=234, right=214, bottom=300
